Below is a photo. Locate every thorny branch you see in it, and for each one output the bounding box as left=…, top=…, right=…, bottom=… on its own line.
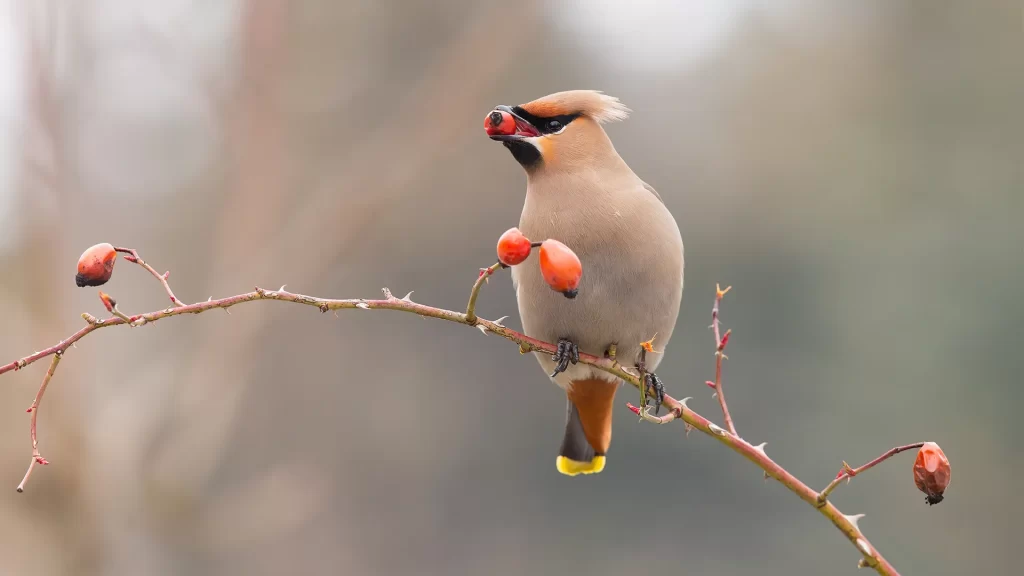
left=113, top=246, right=185, bottom=308
left=1, top=248, right=931, bottom=575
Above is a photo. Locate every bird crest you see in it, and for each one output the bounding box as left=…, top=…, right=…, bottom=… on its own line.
left=518, top=90, right=630, bottom=124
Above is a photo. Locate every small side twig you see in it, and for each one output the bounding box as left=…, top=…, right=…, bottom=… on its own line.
left=17, top=353, right=62, bottom=492
left=113, top=246, right=185, bottom=307
left=710, top=283, right=736, bottom=436
left=817, top=443, right=926, bottom=506
left=465, top=261, right=502, bottom=324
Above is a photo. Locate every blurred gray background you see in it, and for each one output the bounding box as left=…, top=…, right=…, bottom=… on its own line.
left=0, top=1, right=1021, bottom=575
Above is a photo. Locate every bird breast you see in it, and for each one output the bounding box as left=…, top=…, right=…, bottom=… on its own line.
left=512, top=174, right=684, bottom=386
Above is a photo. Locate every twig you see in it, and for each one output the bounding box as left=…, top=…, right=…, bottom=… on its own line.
left=817, top=443, right=926, bottom=506
left=465, top=262, right=502, bottom=324
left=0, top=252, right=905, bottom=574
left=710, top=283, right=737, bottom=435
left=16, top=353, right=62, bottom=492
left=113, top=246, right=185, bottom=307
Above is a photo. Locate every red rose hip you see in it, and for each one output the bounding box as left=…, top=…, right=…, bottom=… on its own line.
left=497, top=227, right=532, bottom=266
left=76, top=243, right=117, bottom=287
left=913, top=442, right=951, bottom=505
left=539, top=239, right=582, bottom=298
left=484, top=109, right=517, bottom=137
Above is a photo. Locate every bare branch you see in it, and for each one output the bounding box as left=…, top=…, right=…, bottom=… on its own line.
left=817, top=443, right=927, bottom=506
left=17, top=353, right=62, bottom=492
left=0, top=249, right=914, bottom=574
left=113, top=246, right=186, bottom=307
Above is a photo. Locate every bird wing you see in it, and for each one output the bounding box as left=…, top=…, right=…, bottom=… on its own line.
left=639, top=178, right=664, bottom=204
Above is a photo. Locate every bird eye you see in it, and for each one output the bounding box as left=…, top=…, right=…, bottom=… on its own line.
left=548, top=120, right=562, bottom=131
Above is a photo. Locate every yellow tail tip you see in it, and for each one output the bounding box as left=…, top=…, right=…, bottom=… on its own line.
left=556, top=455, right=606, bottom=476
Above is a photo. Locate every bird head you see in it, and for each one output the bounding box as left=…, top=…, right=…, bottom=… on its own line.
left=484, top=90, right=630, bottom=172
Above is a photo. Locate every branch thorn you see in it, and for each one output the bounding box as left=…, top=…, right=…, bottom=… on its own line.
left=845, top=513, right=865, bottom=530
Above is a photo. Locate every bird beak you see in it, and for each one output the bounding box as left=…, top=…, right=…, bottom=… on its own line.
left=485, top=105, right=541, bottom=141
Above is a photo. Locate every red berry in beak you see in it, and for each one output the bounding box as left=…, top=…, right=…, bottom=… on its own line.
left=484, top=109, right=517, bottom=137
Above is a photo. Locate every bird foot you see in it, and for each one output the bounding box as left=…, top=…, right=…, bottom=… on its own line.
left=642, top=371, right=665, bottom=415
left=549, top=338, right=579, bottom=377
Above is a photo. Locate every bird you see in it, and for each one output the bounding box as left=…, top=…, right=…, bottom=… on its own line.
left=484, top=90, right=685, bottom=476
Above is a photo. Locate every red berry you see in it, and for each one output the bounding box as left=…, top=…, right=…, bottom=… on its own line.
left=497, top=227, right=532, bottom=266
left=913, top=442, right=951, bottom=505
left=484, top=110, right=517, bottom=137
left=539, top=239, right=582, bottom=298
left=76, top=243, right=117, bottom=287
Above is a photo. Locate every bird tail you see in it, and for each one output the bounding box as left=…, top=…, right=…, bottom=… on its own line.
left=556, top=378, right=618, bottom=476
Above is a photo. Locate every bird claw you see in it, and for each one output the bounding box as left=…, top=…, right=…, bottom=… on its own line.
left=643, top=372, right=665, bottom=415
left=549, top=338, right=579, bottom=377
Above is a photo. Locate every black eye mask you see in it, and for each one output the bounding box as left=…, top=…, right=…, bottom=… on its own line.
left=511, top=107, right=581, bottom=134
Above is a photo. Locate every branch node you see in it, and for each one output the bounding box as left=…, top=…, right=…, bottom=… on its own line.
left=356, top=302, right=370, bottom=310
left=382, top=287, right=394, bottom=300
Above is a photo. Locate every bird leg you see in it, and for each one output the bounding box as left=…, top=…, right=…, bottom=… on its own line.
left=642, top=372, right=665, bottom=415
left=550, top=338, right=580, bottom=377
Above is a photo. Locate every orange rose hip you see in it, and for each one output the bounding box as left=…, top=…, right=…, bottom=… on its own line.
left=913, top=442, right=951, bottom=505
left=76, top=243, right=117, bottom=287
left=497, top=227, right=532, bottom=266
left=539, top=239, right=582, bottom=298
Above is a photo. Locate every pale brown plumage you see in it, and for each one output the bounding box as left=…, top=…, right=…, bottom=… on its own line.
left=487, top=90, right=684, bottom=475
